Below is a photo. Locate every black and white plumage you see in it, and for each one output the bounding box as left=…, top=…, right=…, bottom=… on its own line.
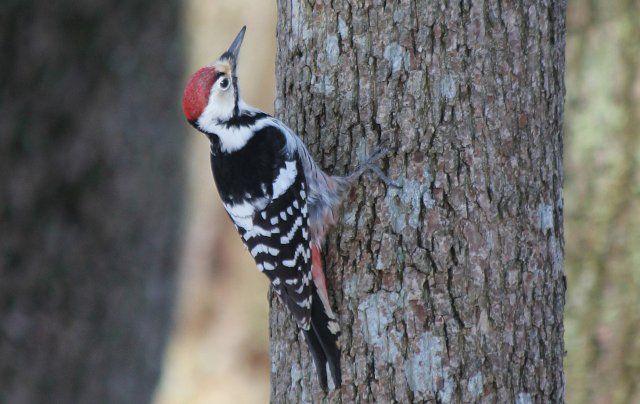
left=182, top=27, right=394, bottom=390
left=213, top=135, right=313, bottom=328
left=207, top=107, right=344, bottom=389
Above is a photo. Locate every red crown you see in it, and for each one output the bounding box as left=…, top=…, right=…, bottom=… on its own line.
left=182, top=66, right=218, bottom=122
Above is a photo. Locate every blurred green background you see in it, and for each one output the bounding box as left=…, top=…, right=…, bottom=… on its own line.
left=157, top=0, right=640, bottom=402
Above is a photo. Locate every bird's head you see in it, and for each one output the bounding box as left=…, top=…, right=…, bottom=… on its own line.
left=182, top=26, right=246, bottom=131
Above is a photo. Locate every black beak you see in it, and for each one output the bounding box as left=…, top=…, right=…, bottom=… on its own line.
left=221, top=26, right=246, bottom=73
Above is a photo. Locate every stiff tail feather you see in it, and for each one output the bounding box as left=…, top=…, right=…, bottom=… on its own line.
left=302, top=284, right=342, bottom=390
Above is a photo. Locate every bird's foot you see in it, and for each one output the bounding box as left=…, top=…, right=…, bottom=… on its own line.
left=344, top=140, right=402, bottom=188
left=367, top=163, right=402, bottom=189
left=361, top=142, right=402, bottom=189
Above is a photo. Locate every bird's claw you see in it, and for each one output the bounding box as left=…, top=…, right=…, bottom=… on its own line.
left=347, top=140, right=402, bottom=189
left=364, top=142, right=402, bottom=189
left=368, top=164, right=402, bottom=189
left=364, top=146, right=388, bottom=166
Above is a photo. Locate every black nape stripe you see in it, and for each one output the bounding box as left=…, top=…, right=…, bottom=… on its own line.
left=219, top=112, right=269, bottom=128
left=232, top=75, right=240, bottom=117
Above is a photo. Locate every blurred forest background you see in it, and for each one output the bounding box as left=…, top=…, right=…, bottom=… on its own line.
left=564, top=0, right=640, bottom=402
left=1, top=0, right=638, bottom=403
left=154, top=1, right=275, bottom=402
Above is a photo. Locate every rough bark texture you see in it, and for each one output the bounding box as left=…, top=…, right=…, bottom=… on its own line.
left=270, top=1, right=566, bottom=402
left=0, top=1, right=184, bottom=403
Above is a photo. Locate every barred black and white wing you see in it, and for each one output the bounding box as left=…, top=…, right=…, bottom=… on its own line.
left=210, top=122, right=341, bottom=389
left=235, top=158, right=314, bottom=328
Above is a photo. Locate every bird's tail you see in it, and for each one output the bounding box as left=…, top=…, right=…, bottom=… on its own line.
left=302, top=283, right=342, bottom=390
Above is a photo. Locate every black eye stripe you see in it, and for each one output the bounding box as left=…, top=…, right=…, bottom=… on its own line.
left=213, top=71, right=224, bottom=81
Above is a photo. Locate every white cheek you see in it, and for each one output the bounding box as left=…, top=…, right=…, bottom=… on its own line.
left=198, top=85, right=235, bottom=128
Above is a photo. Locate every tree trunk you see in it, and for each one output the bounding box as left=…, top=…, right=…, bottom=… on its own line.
left=270, top=1, right=566, bottom=402
left=0, top=1, right=184, bottom=403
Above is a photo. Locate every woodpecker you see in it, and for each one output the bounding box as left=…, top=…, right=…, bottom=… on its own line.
left=182, top=26, right=397, bottom=390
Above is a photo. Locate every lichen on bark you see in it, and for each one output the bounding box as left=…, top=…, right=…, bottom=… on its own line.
left=271, top=1, right=566, bottom=402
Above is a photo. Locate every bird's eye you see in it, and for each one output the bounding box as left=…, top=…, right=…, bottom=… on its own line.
left=219, top=77, right=230, bottom=90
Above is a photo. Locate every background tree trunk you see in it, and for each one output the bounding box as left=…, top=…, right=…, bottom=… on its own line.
left=0, top=1, right=184, bottom=403
left=564, top=1, right=640, bottom=402
left=270, top=1, right=566, bottom=402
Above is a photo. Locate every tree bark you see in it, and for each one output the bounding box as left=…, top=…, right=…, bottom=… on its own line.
left=0, top=1, right=184, bottom=403
left=270, top=1, right=566, bottom=402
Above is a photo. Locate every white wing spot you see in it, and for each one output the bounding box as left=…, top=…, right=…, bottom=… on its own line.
left=283, top=244, right=307, bottom=267
left=224, top=200, right=254, bottom=218
left=243, top=225, right=277, bottom=241
left=251, top=244, right=280, bottom=257
left=280, top=217, right=303, bottom=244
left=224, top=197, right=268, bottom=231
left=296, top=296, right=312, bottom=308
left=263, top=262, right=275, bottom=271
left=280, top=211, right=287, bottom=220
left=270, top=216, right=279, bottom=225
left=285, top=278, right=298, bottom=285
left=272, top=161, right=298, bottom=199
left=328, top=321, right=340, bottom=334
